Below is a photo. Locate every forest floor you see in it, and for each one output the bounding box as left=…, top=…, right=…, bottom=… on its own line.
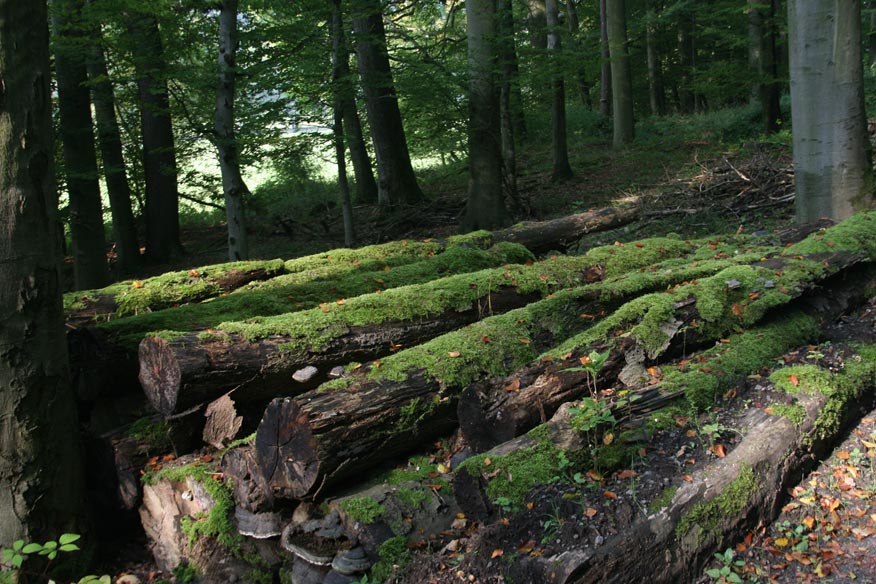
left=85, top=136, right=876, bottom=584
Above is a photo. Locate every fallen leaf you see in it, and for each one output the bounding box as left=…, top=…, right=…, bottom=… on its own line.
left=504, top=378, right=521, bottom=392
left=603, top=432, right=614, bottom=446
left=586, top=469, right=603, bottom=482
left=481, top=336, right=492, bottom=343
left=682, top=475, right=694, bottom=482
left=448, top=351, right=461, bottom=358
left=774, top=537, right=790, bottom=548
left=710, top=444, right=726, bottom=458
left=336, top=298, right=345, bottom=305
left=491, top=549, right=504, bottom=559
left=603, top=490, right=618, bottom=500
left=731, top=304, right=743, bottom=317
left=484, top=458, right=492, bottom=466
left=132, top=280, right=144, bottom=289
left=517, top=540, right=536, bottom=553
left=802, top=516, right=816, bottom=529
left=585, top=507, right=598, bottom=518
left=617, top=469, right=637, bottom=479
left=836, top=451, right=850, bottom=460
left=519, top=338, right=531, bottom=345
left=789, top=374, right=799, bottom=387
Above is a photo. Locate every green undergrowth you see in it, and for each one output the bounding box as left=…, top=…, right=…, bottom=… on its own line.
left=369, top=536, right=413, bottom=582
left=65, top=258, right=287, bottom=316
left=97, top=242, right=527, bottom=349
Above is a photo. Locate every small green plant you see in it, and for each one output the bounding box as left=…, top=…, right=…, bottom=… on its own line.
left=704, top=548, right=744, bottom=583
left=173, top=562, right=201, bottom=583
left=0, top=534, right=109, bottom=584
left=562, top=350, right=609, bottom=398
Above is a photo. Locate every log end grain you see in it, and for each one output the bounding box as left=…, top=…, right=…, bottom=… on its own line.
left=139, top=335, right=183, bottom=416
left=255, top=398, right=321, bottom=499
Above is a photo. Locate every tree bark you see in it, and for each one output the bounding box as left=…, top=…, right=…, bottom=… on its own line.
left=126, top=10, right=183, bottom=263
left=351, top=0, right=424, bottom=206
left=86, top=20, right=141, bottom=276
left=498, top=0, right=527, bottom=140
left=463, top=0, right=508, bottom=231
left=599, top=0, right=612, bottom=117
left=645, top=4, right=666, bottom=116
left=214, top=0, right=250, bottom=261
left=546, top=0, right=574, bottom=180
left=788, top=0, right=874, bottom=222
left=0, top=0, right=85, bottom=543
left=332, top=0, right=378, bottom=205
left=52, top=0, right=110, bottom=290
left=607, top=0, right=634, bottom=146
left=566, top=0, right=593, bottom=109
left=677, top=5, right=696, bottom=114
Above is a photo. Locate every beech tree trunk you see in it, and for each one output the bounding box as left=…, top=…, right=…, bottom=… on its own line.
left=546, top=0, right=573, bottom=180
left=214, top=0, right=250, bottom=261
left=127, top=10, right=183, bottom=263
left=566, top=0, right=593, bottom=110
left=351, top=0, right=424, bottom=206
left=463, top=0, right=508, bottom=231
left=599, top=0, right=612, bottom=117
left=498, top=0, right=527, bottom=140
left=607, top=0, right=634, bottom=146
left=86, top=23, right=140, bottom=275
left=0, top=0, right=85, bottom=543
left=677, top=5, right=696, bottom=114
left=52, top=0, right=109, bottom=290
left=645, top=3, right=666, bottom=116
left=788, top=0, right=874, bottom=223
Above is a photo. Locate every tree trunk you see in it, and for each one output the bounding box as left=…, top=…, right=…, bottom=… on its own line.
left=86, top=21, right=141, bottom=276
left=566, top=0, right=593, bottom=109
left=788, top=0, right=874, bottom=222
left=498, top=0, right=527, bottom=140
left=750, top=0, right=781, bottom=133
left=546, top=0, right=574, bottom=181
left=0, top=0, right=85, bottom=543
left=677, top=5, right=696, bottom=114
left=645, top=4, right=666, bottom=116
left=127, top=10, right=183, bottom=263
left=599, top=0, right=612, bottom=117
left=333, top=94, right=356, bottom=248
left=333, top=0, right=378, bottom=205
left=870, top=0, right=876, bottom=67
left=607, top=0, right=634, bottom=146
left=463, top=0, right=508, bottom=231
left=351, top=0, right=424, bottom=206
left=52, top=0, right=110, bottom=290
left=748, top=0, right=763, bottom=108
left=214, top=0, right=250, bottom=261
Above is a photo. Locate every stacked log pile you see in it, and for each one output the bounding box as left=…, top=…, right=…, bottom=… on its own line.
left=74, top=209, right=876, bottom=583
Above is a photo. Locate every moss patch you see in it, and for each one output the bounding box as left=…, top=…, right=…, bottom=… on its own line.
left=677, top=465, right=758, bottom=541
left=769, top=365, right=835, bottom=395
left=648, top=485, right=679, bottom=514
left=369, top=536, right=413, bottom=582
left=337, top=497, right=386, bottom=525
left=767, top=403, right=807, bottom=427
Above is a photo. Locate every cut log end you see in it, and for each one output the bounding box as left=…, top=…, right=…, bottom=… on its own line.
left=139, top=335, right=183, bottom=416
left=255, top=398, right=321, bottom=499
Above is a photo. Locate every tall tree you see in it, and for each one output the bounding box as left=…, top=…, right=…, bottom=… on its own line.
left=214, top=0, right=250, bottom=261
left=599, top=0, right=612, bottom=117
left=788, top=0, right=874, bottom=222
left=566, top=0, right=593, bottom=110
left=85, top=8, right=140, bottom=275
left=52, top=0, right=110, bottom=289
left=749, top=0, right=782, bottom=133
left=645, top=1, right=666, bottom=116
left=127, top=9, right=183, bottom=263
left=546, top=0, right=573, bottom=180
left=463, top=0, right=508, bottom=230
left=676, top=1, right=696, bottom=113
left=607, top=0, right=634, bottom=146
left=331, top=0, right=356, bottom=246
left=0, top=0, right=85, bottom=543
left=332, top=0, right=378, bottom=204
left=497, top=0, right=522, bottom=212
left=351, top=0, right=425, bottom=206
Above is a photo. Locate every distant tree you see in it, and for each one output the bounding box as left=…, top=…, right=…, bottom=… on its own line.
left=607, top=0, right=634, bottom=146
left=566, top=0, right=593, bottom=110
left=351, top=0, right=425, bottom=206
left=645, top=0, right=666, bottom=116
left=675, top=0, right=696, bottom=113
left=788, top=0, right=875, bottom=222
left=0, top=0, right=85, bottom=543
left=126, top=8, right=183, bottom=263
left=85, top=14, right=141, bottom=275
left=463, top=0, right=508, bottom=230
left=497, top=0, right=523, bottom=212
left=214, top=0, right=250, bottom=261
left=749, top=0, right=781, bottom=133
left=331, top=0, right=356, bottom=245
left=52, top=0, right=110, bottom=289
left=599, top=0, right=612, bottom=117
left=546, top=0, right=573, bottom=180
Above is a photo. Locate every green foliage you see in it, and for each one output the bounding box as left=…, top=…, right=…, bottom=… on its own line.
left=172, top=563, right=200, bottom=583
left=0, top=534, right=109, bottom=584
left=338, top=497, right=386, bottom=525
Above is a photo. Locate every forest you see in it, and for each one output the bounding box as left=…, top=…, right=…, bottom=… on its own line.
left=3, top=0, right=876, bottom=583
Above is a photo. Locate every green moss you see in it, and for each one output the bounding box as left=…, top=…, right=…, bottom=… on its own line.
left=282, top=240, right=446, bottom=273
left=769, top=365, right=834, bottom=394
left=127, top=417, right=172, bottom=453
left=785, top=210, right=876, bottom=257
left=385, top=456, right=440, bottom=485
left=196, top=331, right=227, bottom=342
left=811, top=345, right=876, bottom=440
left=677, top=465, right=757, bottom=541
left=591, top=444, right=634, bottom=471
left=369, top=536, right=413, bottom=582
left=648, top=485, right=679, bottom=514
left=767, top=403, right=807, bottom=427
left=582, top=237, right=696, bottom=278
left=394, top=486, right=429, bottom=509
left=315, top=377, right=356, bottom=393
left=337, top=497, right=386, bottom=525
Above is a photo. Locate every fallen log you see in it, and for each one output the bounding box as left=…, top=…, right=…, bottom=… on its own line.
left=252, top=243, right=798, bottom=499
left=139, top=237, right=702, bottom=416
left=492, top=206, right=640, bottom=253
left=456, top=213, right=876, bottom=451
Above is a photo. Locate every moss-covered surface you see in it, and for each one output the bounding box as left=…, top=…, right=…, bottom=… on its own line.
left=676, top=464, right=758, bottom=542
left=648, top=484, right=679, bottom=514
left=784, top=211, right=876, bottom=257
left=769, top=365, right=834, bottom=395
left=337, top=496, right=386, bottom=525
left=64, top=258, right=287, bottom=316
left=369, top=536, right=413, bottom=582
left=126, top=417, right=172, bottom=453
left=766, top=403, right=807, bottom=426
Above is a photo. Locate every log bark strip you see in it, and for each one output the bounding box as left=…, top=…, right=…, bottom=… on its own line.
left=252, top=246, right=795, bottom=499
left=139, top=235, right=704, bottom=416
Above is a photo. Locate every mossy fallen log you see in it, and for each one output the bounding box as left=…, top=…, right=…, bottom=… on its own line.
left=138, top=237, right=707, bottom=416
left=252, top=240, right=793, bottom=500
left=456, top=213, right=876, bottom=451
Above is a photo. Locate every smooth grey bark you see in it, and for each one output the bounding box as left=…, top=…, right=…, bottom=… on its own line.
left=788, top=0, right=875, bottom=222
left=52, top=0, right=109, bottom=290
left=126, top=10, right=183, bottom=263
left=0, top=0, right=85, bottom=544
left=333, top=0, right=377, bottom=204
left=526, top=0, right=547, bottom=51
left=331, top=0, right=356, bottom=246
left=497, top=0, right=522, bottom=213
left=645, top=4, right=666, bottom=116
left=566, top=0, right=592, bottom=109
left=463, top=0, right=508, bottom=231
left=546, top=0, right=573, bottom=180
left=86, top=28, right=141, bottom=275
left=599, top=0, right=612, bottom=116
left=607, top=0, right=634, bottom=146
left=351, top=0, right=424, bottom=206
left=748, top=0, right=764, bottom=107
left=214, top=0, right=249, bottom=261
